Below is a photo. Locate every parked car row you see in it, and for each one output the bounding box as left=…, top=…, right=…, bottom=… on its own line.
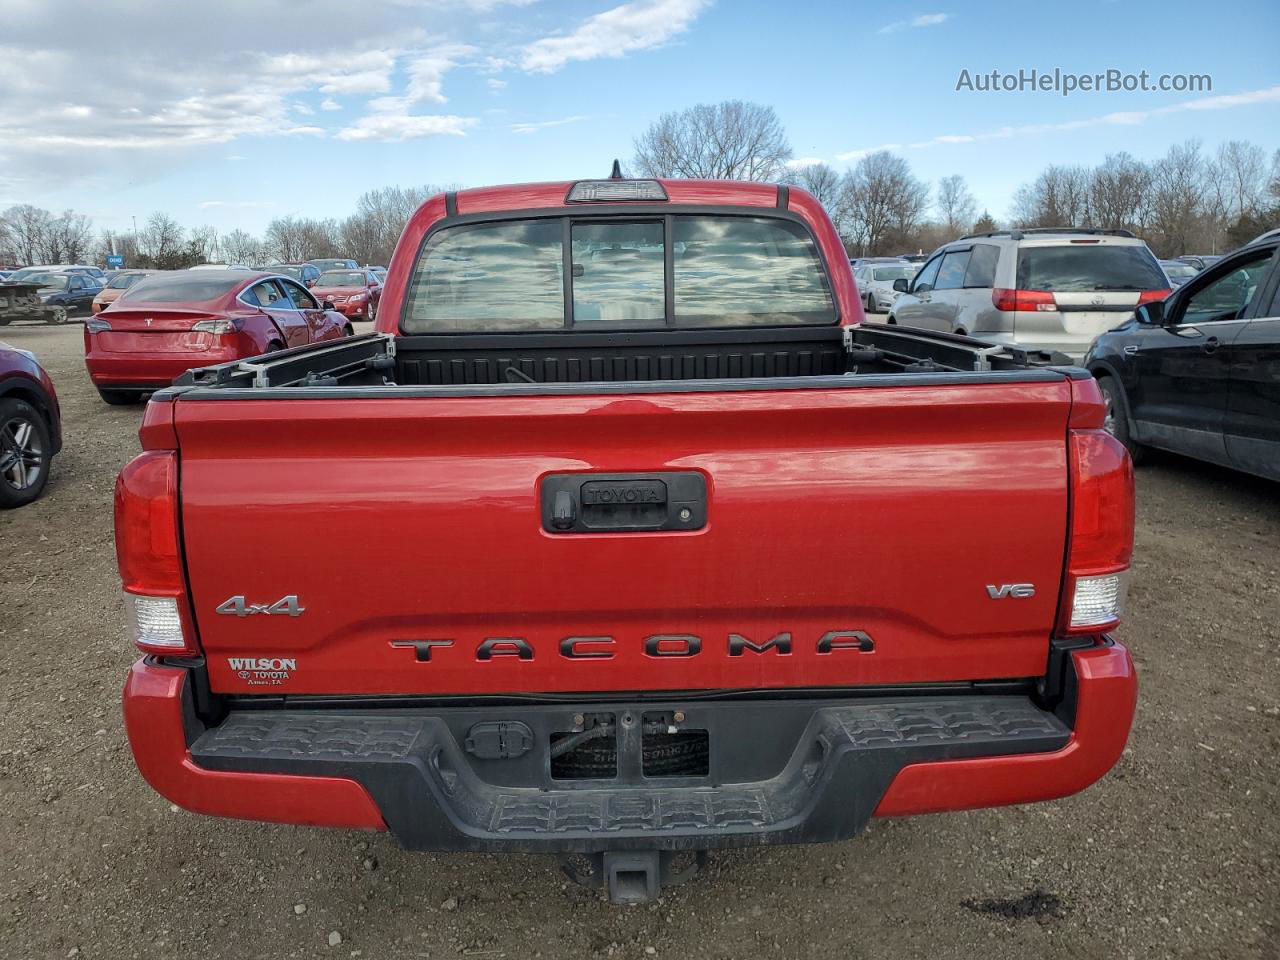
left=83, top=270, right=356, bottom=405
left=852, top=259, right=920, bottom=313
left=5, top=198, right=1273, bottom=516
left=2, top=257, right=371, bottom=505
left=868, top=224, right=1277, bottom=481
left=0, top=270, right=104, bottom=322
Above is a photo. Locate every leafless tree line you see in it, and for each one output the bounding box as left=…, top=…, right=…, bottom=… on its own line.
left=0, top=205, right=94, bottom=266
left=1008, top=140, right=1278, bottom=256
left=634, top=101, right=960, bottom=256
left=635, top=101, right=1280, bottom=258
left=779, top=143, right=1278, bottom=258
left=4, top=95, right=1277, bottom=271
left=0, top=184, right=452, bottom=271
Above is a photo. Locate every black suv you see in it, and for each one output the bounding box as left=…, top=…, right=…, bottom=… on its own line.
left=1085, top=229, right=1279, bottom=482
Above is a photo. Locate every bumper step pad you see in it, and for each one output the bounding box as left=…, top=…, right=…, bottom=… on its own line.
left=191, top=696, right=1068, bottom=853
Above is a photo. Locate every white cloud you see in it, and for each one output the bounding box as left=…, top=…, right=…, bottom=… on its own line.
left=834, top=85, right=1280, bottom=162
left=520, top=0, right=710, bottom=73
left=0, top=0, right=696, bottom=192
left=0, top=3, right=500, bottom=193
left=262, top=50, right=397, bottom=95
left=335, top=113, right=478, bottom=142
left=511, top=115, right=590, bottom=133
left=878, top=12, right=949, bottom=35
left=367, top=44, right=476, bottom=113
left=785, top=156, right=825, bottom=168
left=226, top=154, right=248, bottom=161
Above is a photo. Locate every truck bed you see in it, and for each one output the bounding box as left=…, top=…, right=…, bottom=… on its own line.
left=152, top=324, right=1089, bottom=699
left=172, top=323, right=1075, bottom=392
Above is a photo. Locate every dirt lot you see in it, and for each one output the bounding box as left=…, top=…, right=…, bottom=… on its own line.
left=1, top=321, right=1276, bottom=960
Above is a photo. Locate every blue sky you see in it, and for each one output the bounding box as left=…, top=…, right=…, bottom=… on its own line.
left=3, top=0, right=1277, bottom=236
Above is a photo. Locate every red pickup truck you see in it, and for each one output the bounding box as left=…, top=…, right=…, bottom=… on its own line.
left=117, top=178, right=1137, bottom=903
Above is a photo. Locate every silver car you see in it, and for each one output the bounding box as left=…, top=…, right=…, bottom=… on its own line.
left=1159, top=259, right=1199, bottom=287
left=853, top=261, right=918, bottom=313
left=887, top=228, right=1170, bottom=356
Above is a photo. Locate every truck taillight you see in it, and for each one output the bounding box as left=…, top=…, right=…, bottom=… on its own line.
left=1060, top=429, right=1135, bottom=635
left=991, top=288, right=1057, bottom=313
left=115, top=451, right=197, bottom=655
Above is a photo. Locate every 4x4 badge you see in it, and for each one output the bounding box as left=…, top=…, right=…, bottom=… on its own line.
left=215, top=595, right=305, bottom=617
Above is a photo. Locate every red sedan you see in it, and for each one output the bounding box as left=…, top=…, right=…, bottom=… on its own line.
left=84, top=271, right=354, bottom=404
left=311, top=269, right=383, bottom=322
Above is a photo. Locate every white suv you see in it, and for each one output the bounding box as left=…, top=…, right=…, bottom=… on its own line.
left=887, top=228, right=1170, bottom=356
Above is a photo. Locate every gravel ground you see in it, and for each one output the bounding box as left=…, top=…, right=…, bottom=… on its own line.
left=1, top=321, right=1276, bottom=960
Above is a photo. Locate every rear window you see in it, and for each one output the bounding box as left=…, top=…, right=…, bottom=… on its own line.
left=107, top=272, right=147, bottom=290
left=871, top=266, right=914, bottom=282
left=402, top=215, right=835, bottom=332
left=118, top=274, right=244, bottom=304
left=1017, top=244, right=1166, bottom=292
left=1162, top=261, right=1198, bottom=279
left=315, top=271, right=368, bottom=288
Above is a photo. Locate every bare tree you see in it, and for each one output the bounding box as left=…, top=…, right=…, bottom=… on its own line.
left=1212, top=140, right=1270, bottom=222
left=1147, top=140, right=1207, bottom=257
left=264, top=216, right=309, bottom=262
left=190, top=225, right=222, bottom=264
left=1011, top=165, right=1092, bottom=227
left=785, top=163, right=843, bottom=213
left=936, top=175, right=977, bottom=238
left=340, top=184, right=455, bottom=265
left=222, top=229, right=264, bottom=267
left=633, top=101, right=792, bottom=181
left=138, top=212, right=186, bottom=267
left=2, top=205, right=52, bottom=265
left=838, top=152, right=929, bottom=256
left=1089, top=153, right=1151, bottom=232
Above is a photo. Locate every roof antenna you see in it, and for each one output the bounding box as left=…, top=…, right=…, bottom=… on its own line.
left=609, top=159, right=624, bottom=179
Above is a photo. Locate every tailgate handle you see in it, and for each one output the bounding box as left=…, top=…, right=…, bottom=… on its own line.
left=541, top=473, right=706, bottom=534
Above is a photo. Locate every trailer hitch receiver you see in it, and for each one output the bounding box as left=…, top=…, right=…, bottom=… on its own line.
left=560, top=850, right=708, bottom=904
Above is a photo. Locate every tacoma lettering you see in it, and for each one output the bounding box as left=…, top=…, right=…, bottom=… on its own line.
left=389, top=631, right=872, bottom=663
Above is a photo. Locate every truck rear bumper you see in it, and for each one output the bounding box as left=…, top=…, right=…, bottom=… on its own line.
left=122, top=643, right=1135, bottom=851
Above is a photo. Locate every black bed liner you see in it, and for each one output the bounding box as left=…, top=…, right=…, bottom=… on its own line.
left=162, top=323, right=1084, bottom=398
